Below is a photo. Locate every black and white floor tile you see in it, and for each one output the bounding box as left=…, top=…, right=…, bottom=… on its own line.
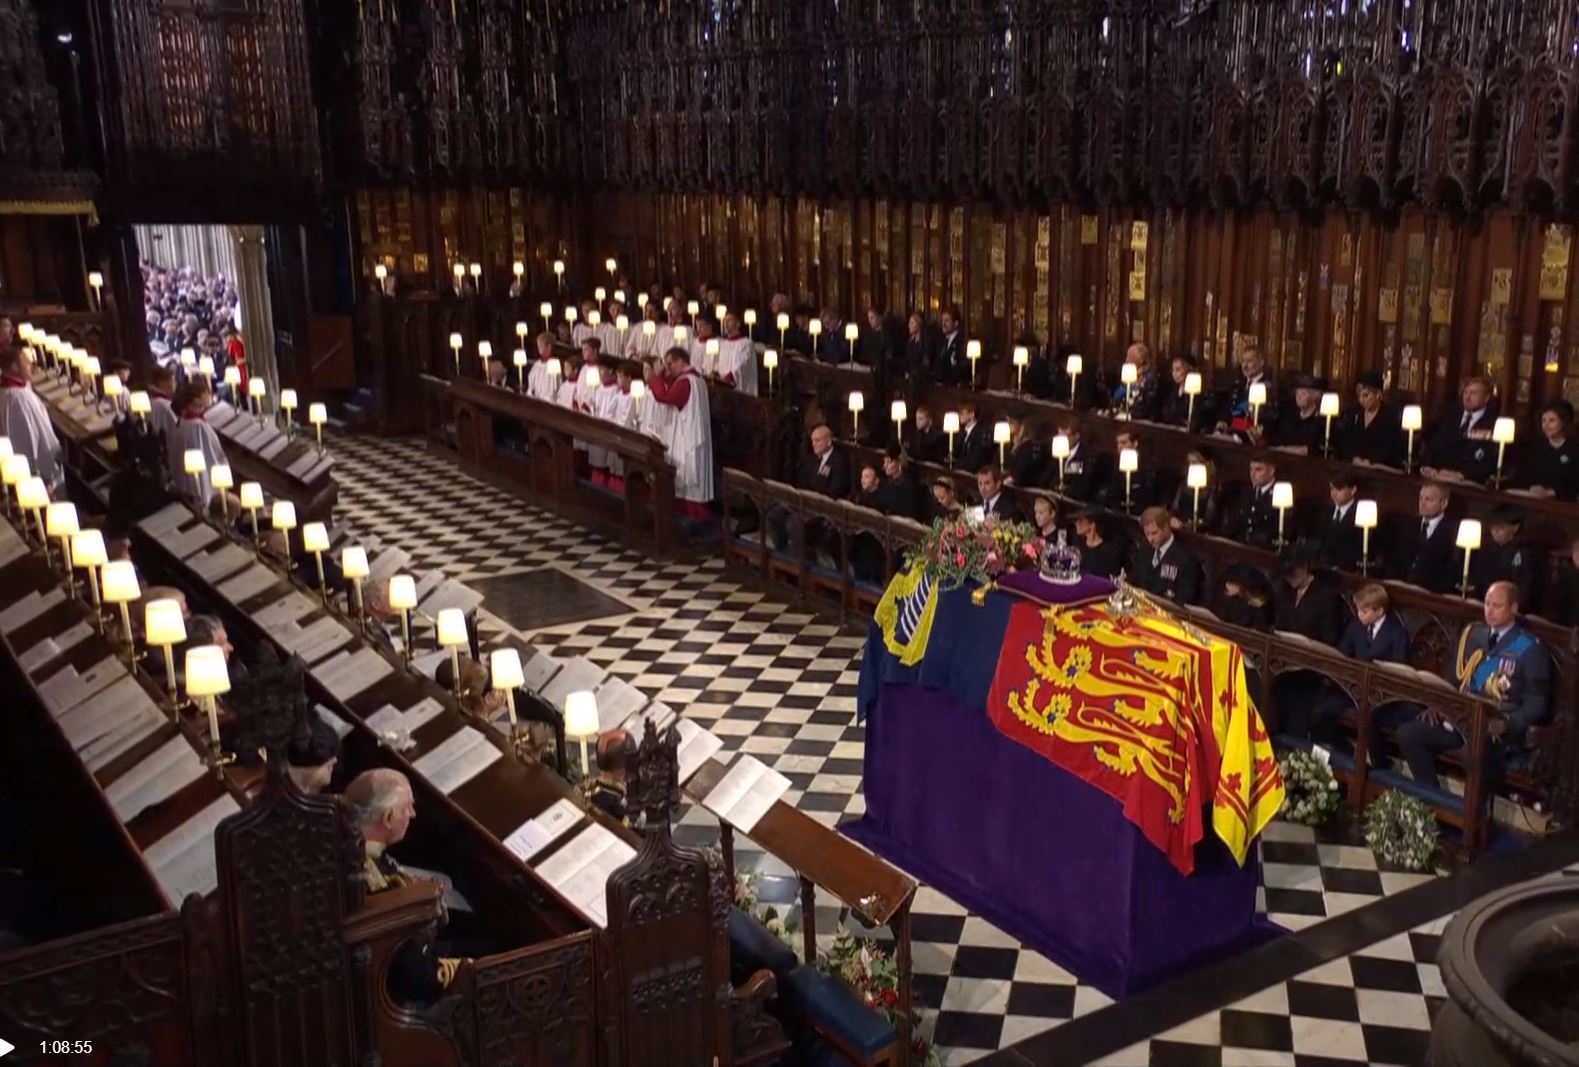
left=331, top=435, right=1569, bottom=1065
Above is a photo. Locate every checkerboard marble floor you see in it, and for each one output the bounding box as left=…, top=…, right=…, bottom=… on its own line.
left=333, top=435, right=1492, bottom=1064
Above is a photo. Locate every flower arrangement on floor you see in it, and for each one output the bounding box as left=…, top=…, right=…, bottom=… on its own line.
left=819, top=927, right=939, bottom=1067
left=1277, top=749, right=1341, bottom=826
left=702, top=847, right=801, bottom=958
left=907, top=514, right=1046, bottom=589
left=1363, top=789, right=1440, bottom=871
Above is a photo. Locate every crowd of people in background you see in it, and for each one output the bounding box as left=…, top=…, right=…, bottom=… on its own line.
left=142, top=262, right=247, bottom=389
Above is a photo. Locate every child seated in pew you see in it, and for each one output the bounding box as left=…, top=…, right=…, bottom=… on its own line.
left=587, top=729, right=629, bottom=825
left=1284, top=584, right=1408, bottom=746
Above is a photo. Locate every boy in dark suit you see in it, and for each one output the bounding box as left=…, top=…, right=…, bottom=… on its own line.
left=1312, top=469, right=1365, bottom=573
left=1131, top=506, right=1203, bottom=605
left=1286, top=584, right=1408, bottom=744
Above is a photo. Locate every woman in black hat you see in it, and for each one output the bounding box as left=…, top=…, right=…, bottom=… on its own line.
left=1337, top=370, right=1405, bottom=467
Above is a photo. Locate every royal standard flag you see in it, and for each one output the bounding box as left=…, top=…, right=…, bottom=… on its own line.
left=873, top=564, right=941, bottom=666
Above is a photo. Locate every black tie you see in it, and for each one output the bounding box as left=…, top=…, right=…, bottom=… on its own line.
left=1488, top=629, right=1502, bottom=652
left=1333, top=508, right=1342, bottom=523
left=1421, top=519, right=1430, bottom=540
left=1461, top=412, right=1472, bottom=431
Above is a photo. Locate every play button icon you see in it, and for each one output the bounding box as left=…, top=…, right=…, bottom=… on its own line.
left=0, top=1037, right=13, bottom=1058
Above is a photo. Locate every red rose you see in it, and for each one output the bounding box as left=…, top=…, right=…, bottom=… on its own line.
left=954, top=552, right=966, bottom=565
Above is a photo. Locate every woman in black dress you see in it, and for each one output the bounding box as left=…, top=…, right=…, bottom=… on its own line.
left=1517, top=400, right=1579, bottom=501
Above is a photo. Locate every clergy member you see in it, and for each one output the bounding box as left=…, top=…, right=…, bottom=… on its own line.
left=168, top=377, right=230, bottom=513
left=646, top=345, right=714, bottom=522
left=526, top=333, right=558, bottom=401
left=0, top=344, right=65, bottom=492
left=588, top=356, right=624, bottom=486
left=716, top=313, right=759, bottom=395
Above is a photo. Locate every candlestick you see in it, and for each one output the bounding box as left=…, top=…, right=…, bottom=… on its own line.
left=1319, top=392, right=1341, bottom=455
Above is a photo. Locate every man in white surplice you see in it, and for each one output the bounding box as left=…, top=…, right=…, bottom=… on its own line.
left=0, top=345, right=64, bottom=492
left=645, top=345, right=714, bottom=522
left=715, top=313, right=759, bottom=396
left=166, top=377, right=229, bottom=513
left=525, top=333, right=559, bottom=402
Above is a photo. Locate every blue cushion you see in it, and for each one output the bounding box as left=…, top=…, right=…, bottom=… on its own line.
left=728, top=907, right=797, bottom=984
left=778, top=964, right=896, bottom=1060
left=1367, top=766, right=1468, bottom=816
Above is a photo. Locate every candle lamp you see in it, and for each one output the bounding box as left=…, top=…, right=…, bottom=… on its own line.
left=309, top=403, right=328, bottom=451
left=890, top=399, right=907, bottom=443
left=1248, top=381, right=1268, bottom=427
left=705, top=338, right=720, bottom=373
left=845, top=321, right=859, bottom=363
left=71, top=528, right=106, bottom=623
left=967, top=340, right=982, bottom=387
left=101, top=560, right=140, bottom=657
left=197, top=355, right=215, bottom=383
left=637, top=292, right=649, bottom=310
left=594, top=288, right=606, bottom=305
left=1120, top=361, right=1138, bottom=415
left=1457, top=519, right=1482, bottom=598
left=374, top=263, right=388, bottom=294
left=512, top=261, right=524, bottom=283
left=280, top=389, right=298, bottom=436
left=848, top=391, right=864, bottom=438
left=1, top=453, right=28, bottom=520
left=449, top=332, right=463, bottom=375
left=616, top=314, right=629, bottom=349
left=605, top=257, right=617, bottom=281
left=673, top=324, right=689, bottom=347
left=239, top=482, right=264, bottom=544
left=1013, top=346, right=1029, bottom=393
left=540, top=301, right=553, bottom=333
left=1119, top=448, right=1138, bottom=511
left=17, top=476, right=48, bottom=547
left=809, top=317, right=822, bottom=356
left=388, top=574, right=417, bottom=667
left=490, top=648, right=530, bottom=757
left=469, top=263, right=481, bottom=289
left=565, top=690, right=600, bottom=777
left=1051, top=433, right=1070, bottom=487
left=564, top=306, right=578, bottom=329
left=101, top=373, right=123, bottom=414
left=341, top=545, right=369, bottom=632
left=1492, top=417, right=1516, bottom=486
left=629, top=379, right=646, bottom=407
left=302, top=522, right=330, bottom=605
left=1355, top=499, right=1378, bottom=574
left=272, top=500, right=297, bottom=559
left=763, top=349, right=778, bottom=394
left=546, top=357, right=562, bottom=389
left=515, top=321, right=528, bottom=344
left=743, top=308, right=757, bottom=341
left=614, top=289, right=626, bottom=306
left=247, top=377, right=266, bottom=418
left=687, top=299, right=701, bottom=319
left=88, top=270, right=104, bottom=308
left=512, top=348, right=528, bottom=391
left=1319, top=392, right=1341, bottom=455
left=477, top=340, right=493, bottom=378
left=1183, top=372, right=1202, bottom=426
left=776, top=311, right=789, bottom=352
left=145, top=599, right=186, bottom=711
left=1187, top=462, right=1208, bottom=524
left=943, top=411, right=960, bottom=464
left=182, top=448, right=206, bottom=511
left=553, top=260, right=565, bottom=292
left=436, top=608, right=468, bottom=689
left=452, top=262, right=465, bottom=289
left=209, top=464, right=234, bottom=527
left=1272, top=481, right=1294, bottom=546
left=1401, top=404, right=1423, bottom=471
left=46, top=501, right=78, bottom=590
left=185, top=644, right=233, bottom=768
left=224, top=365, right=242, bottom=395
left=994, top=420, right=1011, bottom=465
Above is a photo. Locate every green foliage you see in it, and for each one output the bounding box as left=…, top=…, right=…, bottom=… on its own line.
left=1363, top=789, right=1439, bottom=871
left=906, top=515, right=1045, bottom=589
left=1278, top=749, right=1341, bottom=826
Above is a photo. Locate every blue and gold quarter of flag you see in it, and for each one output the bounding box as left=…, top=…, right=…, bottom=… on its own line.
left=874, top=565, right=940, bottom=666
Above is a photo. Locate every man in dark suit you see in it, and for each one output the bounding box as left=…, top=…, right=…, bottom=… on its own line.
left=1132, top=506, right=1203, bottom=605
left=1098, top=429, right=1153, bottom=513
left=1287, top=583, right=1408, bottom=743
left=1216, top=345, right=1279, bottom=435
left=934, top=305, right=969, bottom=385
left=1312, top=469, right=1365, bottom=573
left=909, top=405, right=948, bottom=465
left=1470, top=504, right=1539, bottom=610
left=768, top=423, right=851, bottom=551
left=976, top=465, right=1019, bottom=523
left=1389, top=482, right=1458, bottom=594
left=1053, top=419, right=1102, bottom=502
left=1423, top=376, right=1500, bottom=483
left=1395, top=581, right=1552, bottom=789
left=1220, top=455, right=1283, bottom=548
left=956, top=402, right=995, bottom=474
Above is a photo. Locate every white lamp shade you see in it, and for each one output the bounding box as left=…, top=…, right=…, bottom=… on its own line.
left=614, top=290, right=626, bottom=304
left=1456, top=519, right=1482, bottom=550
left=248, top=378, right=266, bottom=399
left=809, top=318, right=822, bottom=336
left=943, top=411, right=961, bottom=434
left=593, top=288, right=606, bottom=305
left=1066, top=353, right=1083, bottom=376
left=546, top=358, right=562, bottom=379
left=197, top=355, right=215, bottom=377
left=88, top=271, right=103, bottom=289
left=687, top=300, right=701, bottom=317
left=308, top=403, right=327, bottom=425
left=622, top=380, right=643, bottom=403
left=1184, top=372, right=1202, bottom=396
left=515, top=321, right=528, bottom=337
left=301, top=522, right=329, bottom=553
left=1013, top=346, right=1029, bottom=367
left=513, top=348, right=528, bottom=368
left=616, top=314, right=629, bottom=331
left=1118, top=448, right=1139, bottom=473
left=0, top=438, right=14, bottom=460
left=469, top=262, right=481, bottom=277
left=967, top=340, right=982, bottom=359
left=375, top=264, right=388, bottom=280
left=145, top=599, right=186, bottom=646
left=1121, top=362, right=1138, bottom=385
left=848, top=392, right=865, bottom=413
left=45, top=501, right=78, bottom=537
left=2, top=454, right=31, bottom=485
left=1319, top=392, right=1341, bottom=417
left=341, top=545, right=369, bottom=579
left=129, top=391, right=152, bottom=415
left=1051, top=434, right=1071, bottom=459
left=490, top=648, right=524, bottom=691
left=672, top=325, right=689, bottom=344
left=452, top=263, right=465, bottom=278
left=71, top=528, right=106, bottom=567
left=387, top=574, right=416, bottom=610
left=17, top=476, right=48, bottom=511
left=636, top=291, right=649, bottom=307
left=449, top=332, right=463, bottom=349
left=223, top=365, right=242, bottom=387
left=1493, top=417, right=1517, bottom=444
left=565, top=690, right=600, bottom=738
left=581, top=365, right=600, bottom=388
left=744, top=309, right=757, bottom=326
left=891, top=400, right=908, bottom=423
left=280, top=389, right=298, bottom=410
left=845, top=322, right=860, bottom=342
left=715, top=304, right=728, bottom=321
left=1401, top=404, right=1422, bottom=431
left=588, top=311, right=601, bottom=327
left=553, top=259, right=565, bottom=275
left=436, top=607, right=468, bottom=648
left=183, top=449, right=206, bottom=475
left=180, top=347, right=196, bottom=367
left=763, top=349, right=779, bottom=369
left=1272, top=481, right=1294, bottom=509
left=540, top=301, right=553, bottom=318
left=605, top=257, right=617, bottom=273
left=1248, top=382, right=1268, bottom=406
left=100, top=560, right=140, bottom=604
left=478, top=340, right=494, bottom=358
left=102, top=374, right=123, bottom=397
left=1187, top=462, right=1208, bottom=489
left=184, top=645, right=230, bottom=698
left=776, top=312, right=790, bottom=330
left=209, top=463, right=233, bottom=490
left=271, top=500, right=297, bottom=531
left=642, top=320, right=656, bottom=337
left=1355, top=500, right=1378, bottom=529
left=993, top=421, right=1012, bottom=444
left=239, top=482, right=264, bottom=509
left=513, top=261, right=524, bottom=277
left=705, top=338, right=720, bottom=356
left=83, top=356, right=102, bottom=378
